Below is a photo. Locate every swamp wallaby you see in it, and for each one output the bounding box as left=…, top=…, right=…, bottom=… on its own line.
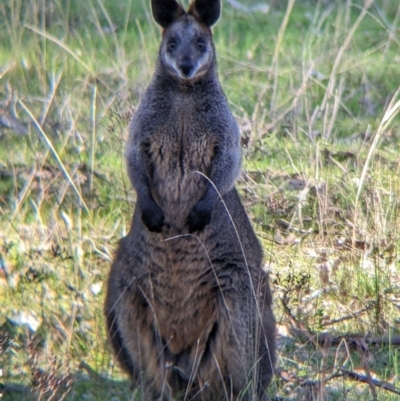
left=104, top=0, right=276, bottom=399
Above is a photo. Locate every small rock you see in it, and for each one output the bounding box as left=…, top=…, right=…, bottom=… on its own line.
left=90, top=282, right=102, bottom=296
left=9, top=310, right=41, bottom=332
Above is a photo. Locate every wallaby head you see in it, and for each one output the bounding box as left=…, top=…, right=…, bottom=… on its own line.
left=151, top=0, right=220, bottom=80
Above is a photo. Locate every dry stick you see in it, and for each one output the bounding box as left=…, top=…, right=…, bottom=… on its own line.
left=90, top=85, right=97, bottom=196
left=309, top=73, right=356, bottom=133
left=281, top=299, right=400, bottom=398
left=354, top=88, right=400, bottom=245
left=280, top=295, right=314, bottom=341
left=280, top=368, right=400, bottom=398
left=368, top=336, right=400, bottom=346
left=320, top=0, right=372, bottom=138
left=324, top=74, right=344, bottom=140
left=8, top=74, right=62, bottom=218
left=267, top=65, right=314, bottom=134
left=341, top=369, right=400, bottom=396
left=55, top=75, right=91, bottom=210
left=39, top=70, right=63, bottom=126
left=18, top=100, right=89, bottom=214
left=318, top=335, right=331, bottom=401
left=355, top=339, right=378, bottom=401
left=36, top=72, right=64, bottom=207
left=321, top=305, right=369, bottom=327
left=282, top=295, right=400, bottom=348
left=356, top=88, right=400, bottom=204
left=10, top=166, right=37, bottom=220
left=269, top=0, right=296, bottom=115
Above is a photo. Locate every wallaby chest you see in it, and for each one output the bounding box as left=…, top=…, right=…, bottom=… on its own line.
left=145, top=94, right=217, bottom=221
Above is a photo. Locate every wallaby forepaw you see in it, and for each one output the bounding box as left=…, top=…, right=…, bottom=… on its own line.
left=187, top=202, right=212, bottom=233
left=141, top=203, right=165, bottom=232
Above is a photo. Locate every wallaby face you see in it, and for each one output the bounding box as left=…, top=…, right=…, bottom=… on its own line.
left=161, top=16, right=214, bottom=80
left=105, top=0, right=276, bottom=400
left=153, top=0, right=220, bottom=81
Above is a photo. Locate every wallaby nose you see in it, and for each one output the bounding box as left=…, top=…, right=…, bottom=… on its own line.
left=179, top=61, right=194, bottom=77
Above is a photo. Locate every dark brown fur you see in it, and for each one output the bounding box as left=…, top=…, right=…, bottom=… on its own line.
left=104, top=1, right=275, bottom=399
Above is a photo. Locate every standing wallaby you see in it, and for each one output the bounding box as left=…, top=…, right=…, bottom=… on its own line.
left=104, top=0, right=276, bottom=400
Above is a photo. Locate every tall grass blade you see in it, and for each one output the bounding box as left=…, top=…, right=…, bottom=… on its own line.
left=18, top=100, right=90, bottom=213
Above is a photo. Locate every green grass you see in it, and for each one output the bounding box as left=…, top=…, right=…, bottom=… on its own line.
left=1, top=0, right=400, bottom=400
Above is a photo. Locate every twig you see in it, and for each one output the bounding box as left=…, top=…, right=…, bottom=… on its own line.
left=356, top=338, right=377, bottom=401
left=321, top=305, right=369, bottom=327
left=281, top=296, right=400, bottom=348
left=368, top=336, right=400, bottom=346
left=341, top=369, right=400, bottom=396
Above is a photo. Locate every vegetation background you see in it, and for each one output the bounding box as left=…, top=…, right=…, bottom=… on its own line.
left=0, top=0, right=399, bottom=399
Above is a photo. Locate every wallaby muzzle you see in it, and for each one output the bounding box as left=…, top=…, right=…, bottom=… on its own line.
left=178, top=58, right=194, bottom=78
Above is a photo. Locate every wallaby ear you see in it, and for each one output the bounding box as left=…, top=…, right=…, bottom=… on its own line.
left=151, top=0, right=185, bottom=28
left=189, top=0, right=220, bottom=27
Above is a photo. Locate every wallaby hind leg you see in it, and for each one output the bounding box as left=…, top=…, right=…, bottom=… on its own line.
left=255, top=302, right=276, bottom=401
left=104, top=236, right=138, bottom=380
left=109, top=318, right=176, bottom=399
left=105, top=286, right=172, bottom=401
left=105, top=285, right=138, bottom=380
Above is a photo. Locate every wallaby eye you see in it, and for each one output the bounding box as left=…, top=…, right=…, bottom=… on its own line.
left=167, top=40, right=177, bottom=51
left=197, top=39, right=206, bottom=51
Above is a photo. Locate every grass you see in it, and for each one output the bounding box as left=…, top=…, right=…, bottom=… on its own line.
left=0, top=0, right=399, bottom=400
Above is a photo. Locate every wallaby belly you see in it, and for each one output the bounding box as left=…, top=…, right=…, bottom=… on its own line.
left=144, top=231, right=218, bottom=354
